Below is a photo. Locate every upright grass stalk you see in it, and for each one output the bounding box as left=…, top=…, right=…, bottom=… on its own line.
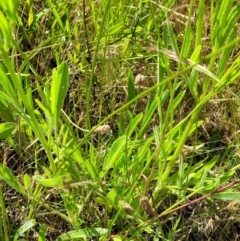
left=195, top=0, right=205, bottom=47
left=0, top=183, right=9, bottom=241
left=85, top=0, right=112, bottom=129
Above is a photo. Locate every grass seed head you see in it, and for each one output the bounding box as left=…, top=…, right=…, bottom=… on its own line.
left=134, top=74, right=146, bottom=86
left=94, top=124, right=111, bottom=134
left=119, top=200, right=134, bottom=214
left=140, top=196, right=155, bottom=219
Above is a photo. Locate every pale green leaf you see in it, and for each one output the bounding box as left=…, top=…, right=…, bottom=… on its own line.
left=108, top=23, right=124, bottom=35
left=38, top=224, right=47, bottom=241
left=213, top=192, right=240, bottom=201
left=14, top=220, right=36, bottom=241
left=33, top=175, right=58, bottom=187
left=0, top=122, right=16, bottom=139
left=23, top=174, right=31, bottom=193
left=51, top=62, right=69, bottom=127
left=56, top=228, right=108, bottom=240
left=127, top=112, right=143, bottom=136
left=0, top=164, right=26, bottom=195
left=100, top=135, right=126, bottom=178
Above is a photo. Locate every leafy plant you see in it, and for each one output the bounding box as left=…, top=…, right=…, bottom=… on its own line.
left=0, top=0, right=240, bottom=240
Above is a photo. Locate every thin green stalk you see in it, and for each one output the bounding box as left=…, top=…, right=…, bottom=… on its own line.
left=27, top=184, right=46, bottom=221
left=85, top=0, right=112, bottom=129
left=195, top=0, right=205, bottom=47
left=0, top=183, right=9, bottom=241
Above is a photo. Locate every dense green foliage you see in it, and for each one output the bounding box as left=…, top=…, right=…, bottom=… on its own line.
left=0, top=0, right=239, bottom=240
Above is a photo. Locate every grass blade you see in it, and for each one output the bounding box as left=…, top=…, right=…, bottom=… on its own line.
left=127, top=69, right=135, bottom=101
left=51, top=62, right=69, bottom=127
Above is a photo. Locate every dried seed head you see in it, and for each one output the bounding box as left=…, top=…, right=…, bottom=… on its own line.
left=119, top=200, right=134, bottom=214
left=94, top=124, right=111, bottom=134
left=134, top=74, right=146, bottom=86
left=140, top=196, right=155, bottom=219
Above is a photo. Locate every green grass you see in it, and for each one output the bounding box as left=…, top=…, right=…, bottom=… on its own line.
left=0, top=0, right=240, bottom=240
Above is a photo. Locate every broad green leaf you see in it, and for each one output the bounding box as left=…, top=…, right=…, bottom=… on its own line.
left=38, top=224, right=47, bottom=241
left=56, top=228, right=108, bottom=240
left=213, top=192, right=240, bottom=201
left=14, top=219, right=36, bottom=241
left=33, top=175, right=58, bottom=187
left=126, top=112, right=143, bottom=136
left=0, top=122, right=16, bottom=139
left=68, top=146, right=84, bottom=165
left=0, top=0, right=19, bottom=20
left=0, top=100, right=15, bottom=122
left=108, top=22, right=124, bottom=35
left=0, top=164, right=26, bottom=195
left=0, top=66, right=19, bottom=105
left=100, top=135, right=126, bottom=178
left=0, top=11, right=13, bottom=50
left=51, top=62, right=69, bottom=127
left=107, top=189, right=118, bottom=206
left=23, top=174, right=31, bottom=194
left=190, top=45, right=201, bottom=62
left=113, top=236, right=124, bottom=241
left=127, top=70, right=135, bottom=101
left=95, top=197, right=112, bottom=211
